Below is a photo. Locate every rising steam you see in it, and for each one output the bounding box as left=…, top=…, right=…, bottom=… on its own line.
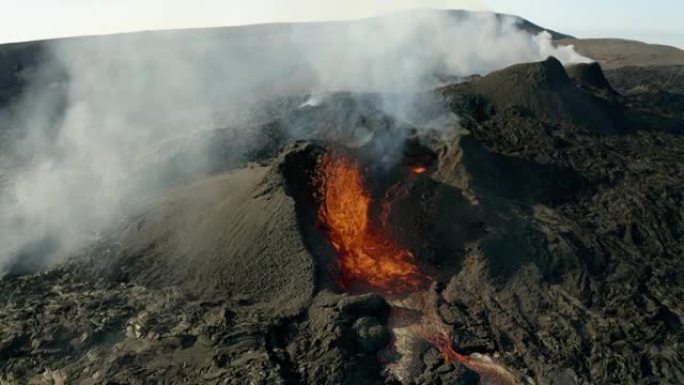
left=0, top=10, right=590, bottom=274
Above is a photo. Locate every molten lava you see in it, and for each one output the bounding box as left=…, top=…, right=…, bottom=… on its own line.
left=409, top=165, right=427, bottom=174
left=316, top=152, right=424, bottom=293
left=315, top=150, right=517, bottom=383
left=424, top=332, right=518, bottom=385
left=423, top=332, right=471, bottom=366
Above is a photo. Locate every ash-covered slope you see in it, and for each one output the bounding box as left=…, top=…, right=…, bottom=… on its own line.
left=106, top=162, right=315, bottom=319
left=2, top=59, right=684, bottom=385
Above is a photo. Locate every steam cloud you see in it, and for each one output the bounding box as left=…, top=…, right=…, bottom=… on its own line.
left=0, top=10, right=590, bottom=274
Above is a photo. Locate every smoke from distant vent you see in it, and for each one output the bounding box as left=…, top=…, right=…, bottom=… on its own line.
left=0, top=10, right=591, bottom=274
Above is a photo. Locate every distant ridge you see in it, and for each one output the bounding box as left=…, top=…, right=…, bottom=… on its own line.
left=558, top=38, right=684, bottom=68
left=0, top=9, right=574, bottom=107
left=443, top=10, right=573, bottom=40
left=0, top=9, right=571, bottom=47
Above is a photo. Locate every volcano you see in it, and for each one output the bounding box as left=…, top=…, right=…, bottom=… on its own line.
left=2, top=10, right=684, bottom=385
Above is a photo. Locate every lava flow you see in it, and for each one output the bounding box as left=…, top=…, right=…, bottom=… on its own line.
left=315, top=150, right=517, bottom=384
left=409, top=165, right=427, bottom=174
left=315, top=151, right=424, bottom=292
left=423, top=332, right=518, bottom=385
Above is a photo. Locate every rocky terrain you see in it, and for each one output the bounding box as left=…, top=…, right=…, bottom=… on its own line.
left=1, top=11, right=684, bottom=385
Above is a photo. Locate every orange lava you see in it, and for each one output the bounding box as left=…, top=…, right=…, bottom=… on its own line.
left=316, top=152, right=424, bottom=293
left=424, top=331, right=518, bottom=385
left=316, top=151, right=517, bottom=383
left=410, top=165, right=427, bottom=174
left=423, top=332, right=472, bottom=366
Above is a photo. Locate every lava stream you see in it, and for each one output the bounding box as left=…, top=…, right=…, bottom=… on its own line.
left=315, top=152, right=424, bottom=293
left=315, top=150, right=518, bottom=384
left=424, top=332, right=518, bottom=385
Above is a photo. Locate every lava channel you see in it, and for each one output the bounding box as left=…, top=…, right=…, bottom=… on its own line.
left=315, top=149, right=518, bottom=384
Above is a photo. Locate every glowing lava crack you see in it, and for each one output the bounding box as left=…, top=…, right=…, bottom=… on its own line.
left=315, top=151, right=518, bottom=384
left=315, top=152, right=425, bottom=292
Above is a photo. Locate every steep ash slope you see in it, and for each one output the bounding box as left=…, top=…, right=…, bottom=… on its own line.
left=107, top=163, right=316, bottom=319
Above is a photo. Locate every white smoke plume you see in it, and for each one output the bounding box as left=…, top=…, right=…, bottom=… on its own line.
left=0, top=10, right=591, bottom=274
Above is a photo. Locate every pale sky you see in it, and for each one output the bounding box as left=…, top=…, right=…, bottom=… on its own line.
left=0, top=0, right=682, bottom=48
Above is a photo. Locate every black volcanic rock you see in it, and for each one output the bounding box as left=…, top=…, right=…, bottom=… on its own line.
left=604, top=65, right=684, bottom=94
left=566, top=61, right=618, bottom=96
left=447, top=57, right=624, bottom=132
